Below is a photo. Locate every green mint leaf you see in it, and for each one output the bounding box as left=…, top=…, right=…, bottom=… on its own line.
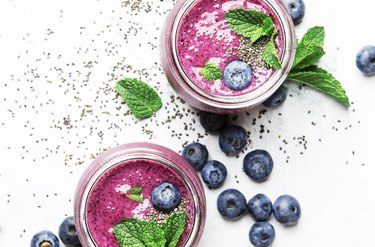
left=143, top=221, right=166, bottom=247
left=262, top=29, right=281, bottom=69
left=127, top=194, right=144, bottom=203
left=162, top=212, right=187, bottom=247
left=116, top=78, right=162, bottom=120
left=300, top=26, right=325, bottom=48
left=199, top=62, right=222, bottom=81
left=292, top=26, right=326, bottom=70
left=225, top=9, right=273, bottom=42
left=130, top=187, right=143, bottom=195
left=114, top=218, right=148, bottom=247
left=287, top=67, right=350, bottom=107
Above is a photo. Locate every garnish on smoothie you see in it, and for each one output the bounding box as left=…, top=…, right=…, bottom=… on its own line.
left=113, top=212, right=187, bottom=247
left=199, top=62, right=223, bottom=82
left=225, top=9, right=282, bottom=69
left=286, top=26, right=350, bottom=107
left=126, top=186, right=144, bottom=203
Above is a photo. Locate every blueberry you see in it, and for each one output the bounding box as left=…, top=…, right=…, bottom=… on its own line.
left=58, top=216, right=82, bottom=247
left=243, top=150, right=273, bottom=182
left=217, top=188, right=247, bottom=220
left=282, top=0, right=305, bottom=24
left=356, top=46, right=375, bottom=76
left=223, top=59, right=253, bottom=91
left=30, top=230, right=60, bottom=247
left=263, top=85, right=288, bottom=108
left=201, top=160, right=227, bottom=189
left=247, top=194, right=273, bottom=222
left=249, top=222, right=275, bottom=247
left=199, top=111, right=229, bottom=133
left=182, top=142, right=209, bottom=171
left=151, top=182, right=182, bottom=213
left=219, top=125, right=248, bottom=156
left=273, top=194, right=301, bottom=225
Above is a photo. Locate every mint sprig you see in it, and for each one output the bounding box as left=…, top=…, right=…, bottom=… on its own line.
left=116, top=78, right=162, bottom=119
left=199, top=62, right=222, bottom=81
left=287, top=26, right=350, bottom=107
left=126, top=186, right=144, bottom=203
left=113, top=212, right=187, bottom=247
left=225, top=9, right=281, bottom=69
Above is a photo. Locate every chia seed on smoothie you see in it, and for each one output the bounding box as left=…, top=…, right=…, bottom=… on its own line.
left=176, top=0, right=284, bottom=96
left=85, top=159, right=195, bottom=246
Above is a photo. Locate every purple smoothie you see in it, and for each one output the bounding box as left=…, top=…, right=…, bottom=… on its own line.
left=176, top=0, right=284, bottom=96
left=86, top=159, right=195, bottom=246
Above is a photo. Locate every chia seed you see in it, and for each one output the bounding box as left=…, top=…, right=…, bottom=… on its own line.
left=237, top=37, right=268, bottom=69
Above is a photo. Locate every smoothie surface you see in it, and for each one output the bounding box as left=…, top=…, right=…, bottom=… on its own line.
left=176, top=0, right=283, bottom=96
left=86, top=159, right=194, bottom=246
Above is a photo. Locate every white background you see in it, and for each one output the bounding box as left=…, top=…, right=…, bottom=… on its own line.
left=0, top=0, right=374, bottom=246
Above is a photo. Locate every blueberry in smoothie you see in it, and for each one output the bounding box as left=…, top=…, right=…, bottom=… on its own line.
left=223, top=60, right=253, bottom=91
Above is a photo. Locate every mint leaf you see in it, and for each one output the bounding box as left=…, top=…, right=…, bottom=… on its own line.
left=292, top=26, right=326, bottom=70
left=262, top=29, right=281, bottom=69
left=225, top=9, right=273, bottom=43
left=300, top=26, right=325, bottom=48
left=162, top=212, right=187, bottom=247
left=127, top=194, right=144, bottom=203
left=116, top=78, right=162, bottom=120
left=130, top=187, right=143, bottom=195
left=199, top=62, right=222, bottom=81
left=113, top=218, right=148, bottom=247
left=287, top=67, right=350, bottom=107
left=143, top=221, right=166, bottom=247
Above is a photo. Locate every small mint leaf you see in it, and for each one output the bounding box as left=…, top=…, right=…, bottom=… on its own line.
left=162, top=212, right=187, bottom=247
left=199, top=62, right=222, bottom=81
left=225, top=9, right=272, bottom=42
left=127, top=194, right=144, bottom=203
left=116, top=78, right=162, bottom=120
left=262, top=17, right=274, bottom=37
left=113, top=218, right=148, bottom=247
left=262, top=30, right=281, bottom=69
left=143, top=221, right=166, bottom=247
left=130, top=187, right=143, bottom=195
left=287, top=67, right=350, bottom=107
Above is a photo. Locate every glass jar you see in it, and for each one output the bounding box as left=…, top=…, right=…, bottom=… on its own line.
left=74, top=142, right=206, bottom=247
left=160, top=0, right=296, bottom=113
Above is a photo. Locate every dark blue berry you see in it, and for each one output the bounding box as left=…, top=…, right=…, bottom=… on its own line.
left=182, top=142, right=209, bottom=171
left=273, top=194, right=301, bottom=225
left=58, top=216, right=82, bottom=247
left=263, top=85, right=288, bottom=108
left=282, top=0, right=305, bottom=24
left=247, top=194, right=273, bottom=222
left=199, top=111, right=229, bottom=133
left=356, top=46, right=375, bottom=76
left=30, top=230, right=60, bottom=247
left=243, top=150, right=273, bottom=182
left=217, top=188, right=247, bottom=220
left=151, top=182, right=182, bottom=213
left=201, top=160, right=227, bottom=189
left=223, top=59, right=253, bottom=91
left=249, top=222, right=275, bottom=247
left=219, top=125, right=247, bottom=156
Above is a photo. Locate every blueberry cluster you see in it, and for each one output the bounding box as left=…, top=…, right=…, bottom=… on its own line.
left=181, top=111, right=301, bottom=246
left=217, top=190, right=301, bottom=247
left=31, top=216, right=82, bottom=247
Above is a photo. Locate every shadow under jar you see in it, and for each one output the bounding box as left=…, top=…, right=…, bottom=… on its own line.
left=74, top=142, right=206, bottom=247
left=160, top=0, right=296, bottom=113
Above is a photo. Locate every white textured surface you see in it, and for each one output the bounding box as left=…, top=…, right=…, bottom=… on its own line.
left=0, top=0, right=374, bottom=246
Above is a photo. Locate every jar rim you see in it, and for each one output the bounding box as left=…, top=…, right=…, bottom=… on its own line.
left=170, top=0, right=296, bottom=111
